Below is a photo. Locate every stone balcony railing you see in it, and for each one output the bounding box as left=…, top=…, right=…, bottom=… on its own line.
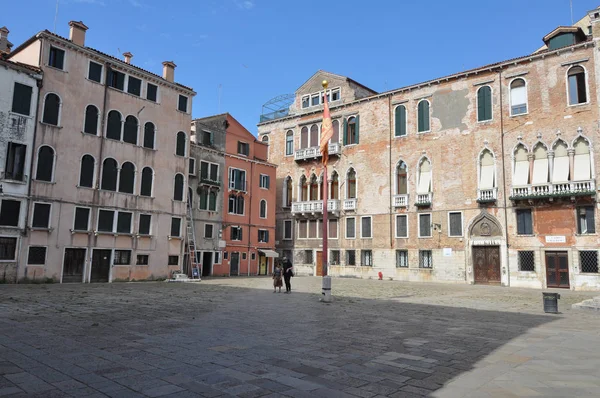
left=415, top=192, right=432, bottom=206
left=477, top=188, right=498, bottom=203
left=392, top=194, right=409, bottom=208
left=343, top=198, right=357, bottom=211
left=294, top=143, right=342, bottom=161
left=291, top=199, right=341, bottom=215
left=510, top=180, right=596, bottom=200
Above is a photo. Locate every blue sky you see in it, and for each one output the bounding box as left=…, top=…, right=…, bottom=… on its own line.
left=3, top=0, right=599, bottom=134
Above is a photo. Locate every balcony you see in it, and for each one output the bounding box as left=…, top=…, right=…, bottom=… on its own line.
left=392, top=194, right=409, bottom=208
left=294, top=143, right=342, bottom=162
left=415, top=192, right=432, bottom=207
left=291, top=199, right=341, bottom=215
left=510, top=180, right=596, bottom=200
left=477, top=188, right=498, bottom=203
left=343, top=198, right=357, bottom=211
left=200, top=177, right=221, bottom=187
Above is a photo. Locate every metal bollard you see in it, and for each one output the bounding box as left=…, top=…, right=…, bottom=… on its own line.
left=321, top=276, right=332, bottom=303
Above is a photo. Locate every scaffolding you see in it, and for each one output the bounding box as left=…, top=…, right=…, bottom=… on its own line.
left=260, top=94, right=294, bottom=122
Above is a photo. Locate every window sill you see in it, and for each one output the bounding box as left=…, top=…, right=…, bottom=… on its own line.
left=9, top=111, right=33, bottom=119
left=418, top=236, right=433, bottom=239
left=345, top=237, right=356, bottom=240
left=395, top=236, right=409, bottom=239
left=575, top=233, right=597, bottom=236
left=580, top=272, right=600, bottom=275
left=567, top=102, right=590, bottom=108
left=417, top=130, right=431, bottom=134
left=344, top=144, right=358, bottom=148
left=81, top=131, right=100, bottom=137
left=33, top=180, right=56, bottom=184
left=70, top=229, right=92, bottom=234
left=27, top=263, right=45, bottom=266
left=448, top=235, right=464, bottom=238
left=135, top=264, right=149, bottom=267
left=361, top=237, right=373, bottom=239
left=1, top=179, right=27, bottom=185
left=0, top=259, right=17, bottom=262
left=39, top=122, right=62, bottom=129
left=113, top=264, right=131, bottom=267
left=45, top=64, right=67, bottom=73
left=77, top=185, right=95, bottom=190
left=30, top=227, right=53, bottom=232
left=393, top=135, right=407, bottom=139
left=85, top=77, right=103, bottom=85
left=509, top=112, right=529, bottom=118
left=477, top=119, right=494, bottom=124
left=516, top=234, right=535, bottom=237
left=176, top=109, right=190, bottom=115
left=0, top=225, right=20, bottom=229
left=168, top=235, right=183, bottom=240
left=94, top=231, right=133, bottom=237
left=136, top=234, right=153, bottom=238
left=139, top=195, right=155, bottom=199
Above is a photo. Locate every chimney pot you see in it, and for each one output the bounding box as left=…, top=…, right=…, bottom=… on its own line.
left=68, top=20, right=89, bottom=47
left=162, top=61, right=176, bottom=83
left=0, top=26, right=12, bottom=54
left=123, top=52, right=133, bottom=64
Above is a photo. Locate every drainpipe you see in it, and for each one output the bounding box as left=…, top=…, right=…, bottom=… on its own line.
left=499, top=68, right=511, bottom=286
left=388, top=95, right=393, bottom=249
left=247, top=158, right=254, bottom=276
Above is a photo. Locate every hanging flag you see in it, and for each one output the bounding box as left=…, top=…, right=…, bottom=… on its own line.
left=319, top=81, right=333, bottom=165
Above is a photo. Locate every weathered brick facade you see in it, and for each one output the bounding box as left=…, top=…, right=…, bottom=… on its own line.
left=258, top=9, right=600, bottom=290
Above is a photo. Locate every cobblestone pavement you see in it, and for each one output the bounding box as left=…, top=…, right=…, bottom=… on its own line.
left=0, top=277, right=599, bottom=398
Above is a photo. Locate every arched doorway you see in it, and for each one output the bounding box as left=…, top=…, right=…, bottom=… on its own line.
left=467, top=211, right=506, bottom=286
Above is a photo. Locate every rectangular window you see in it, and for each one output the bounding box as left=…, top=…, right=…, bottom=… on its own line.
left=178, top=95, right=188, bottom=112
left=577, top=206, right=595, bottom=234
left=298, top=220, right=307, bottom=239
left=229, top=168, right=247, bottom=191
left=518, top=251, right=535, bottom=272
left=346, top=217, right=356, bottom=239
left=11, top=82, right=32, bottom=116
left=419, top=214, right=432, bottom=238
left=27, top=246, right=47, bottom=265
left=396, top=215, right=408, bottom=238
left=139, top=214, right=151, bottom=235
left=305, top=250, right=313, bottom=264
left=146, top=83, right=158, bottom=102
left=88, top=61, right=102, bottom=83
left=214, top=251, right=221, bottom=264
left=107, top=69, right=125, bottom=90
left=580, top=250, right=599, bottom=273
left=259, top=174, right=270, bottom=189
left=48, top=46, right=65, bottom=70
left=97, top=210, right=114, bottom=232
left=331, top=250, right=340, bottom=265
left=311, top=94, right=320, bottom=106
left=251, top=252, right=256, bottom=260
left=419, top=250, right=433, bottom=268
left=284, top=220, right=292, bottom=240
left=223, top=251, right=228, bottom=260
left=329, top=219, right=338, bottom=239
left=114, top=250, right=131, bottom=265
left=0, top=237, right=17, bottom=260
left=168, top=255, right=179, bottom=265
left=116, top=212, right=132, bottom=234
left=200, top=161, right=219, bottom=181
left=516, top=209, right=533, bottom=235
left=204, top=224, right=214, bottom=238
left=396, top=250, right=408, bottom=268
left=258, top=230, right=269, bottom=243
left=189, top=158, right=196, bottom=175
left=448, top=212, right=463, bottom=237
left=308, top=220, right=317, bottom=239
left=201, top=131, right=213, bottom=146
left=286, top=133, right=294, bottom=156
left=136, top=254, right=149, bottom=265
left=237, top=142, right=250, bottom=156
left=302, top=96, right=309, bottom=108
left=361, top=216, right=372, bottom=238
left=346, top=250, right=356, bottom=266
left=74, top=207, right=90, bottom=231
left=127, top=76, right=142, bottom=96
left=170, top=217, right=181, bottom=237
left=5, top=142, right=27, bottom=181
left=32, top=203, right=51, bottom=229
left=242, top=252, right=247, bottom=260
left=0, top=200, right=20, bottom=227
left=231, top=226, right=242, bottom=241
left=361, top=250, right=373, bottom=266
left=331, top=88, right=340, bottom=101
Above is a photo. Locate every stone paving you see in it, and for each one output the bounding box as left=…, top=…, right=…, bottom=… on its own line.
left=0, top=277, right=599, bottom=397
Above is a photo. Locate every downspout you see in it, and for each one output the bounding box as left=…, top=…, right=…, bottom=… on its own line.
left=388, top=95, right=393, bottom=249
left=498, top=68, right=511, bottom=286
left=247, top=159, right=254, bottom=276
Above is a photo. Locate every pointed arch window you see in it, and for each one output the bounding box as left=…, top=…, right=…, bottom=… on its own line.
left=347, top=168, right=357, bottom=199
left=479, top=150, right=495, bottom=189
left=532, top=144, right=549, bottom=185
left=573, top=137, right=592, bottom=181
left=477, top=86, right=492, bottom=122
left=144, top=122, right=155, bottom=149
left=300, top=175, right=308, bottom=201
left=119, top=162, right=135, bottom=194
left=84, top=105, right=99, bottom=135
left=283, top=177, right=293, bottom=207
left=417, top=158, right=432, bottom=194
left=568, top=66, right=587, bottom=105
left=123, top=115, right=138, bottom=145
left=552, top=141, right=570, bottom=182
left=140, top=167, right=153, bottom=197
left=395, top=105, right=407, bottom=137
left=174, top=173, right=184, bottom=201
left=101, top=158, right=118, bottom=191
left=396, top=161, right=408, bottom=194
left=309, top=174, right=319, bottom=201
left=417, top=100, right=430, bottom=132
left=36, top=146, right=55, bottom=182
left=79, top=155, right=95, bottom=188
left=300, top=126, right=308, bottom=149
left=513, top=145, right=530, bottom=186
left=176, top=131, right=186, bottom=156
left=331, top=120, right=340, bottom=144
left=330, top=171, right=339, bottom=200
left=344, top=116, right=359, bottom=145
left=106, top=110, right=122, bottom=140
left=42, top=93, right=60, bottom=126
left=259, top=200, right=267, bottom=218
left=310, top=124, right=319, bottom=147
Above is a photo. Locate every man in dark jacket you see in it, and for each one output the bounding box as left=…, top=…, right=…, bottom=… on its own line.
left=282, top=256, right=293, bottom=293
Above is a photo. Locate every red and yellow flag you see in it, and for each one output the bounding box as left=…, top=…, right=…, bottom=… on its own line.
left=319, top=85, right=333, bottom=165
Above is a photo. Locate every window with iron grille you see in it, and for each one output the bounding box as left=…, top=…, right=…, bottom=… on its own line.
left=396, top=250, right=408, bottom=268
left=331, top=250, right=340, bottom=265
left=27, top=246, right=46, bottom=265
left=114, top=250, right=131, bottom=265
left=168, top=255, right=179, bottom=265
left=346, top=250, right=356, bottom=266
left=305, top=250, right=313, bottom=264
left=137, top=255, right=149, bottom=265
left=0, top=237, right=17, bottom=260
left=518, top=251, right=535, bottom=271
left=580, top=250, right=599, bottom=273
left=361, top=250, right=373, bottom=266
left=419, top=250, right=432, bottom=268
left=577, top=206, right=595, bottom=234
left=448, top=212, right=463, bottom=237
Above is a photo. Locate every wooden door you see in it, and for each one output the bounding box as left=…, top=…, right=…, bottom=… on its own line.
left=259, top=255, right=267, bottom=275
left=202, top=252, right=212, bottom=277
left=230, top=252, right=239, bottom=276
left=316, top=251, right=323, bottom=276
left=91, top=249, right=111, bottom=283
left=546, top=251, right=569, bottom=288
left=473, top=246, right=501, bottom=285
left=62, top=248, right=86, bottom=283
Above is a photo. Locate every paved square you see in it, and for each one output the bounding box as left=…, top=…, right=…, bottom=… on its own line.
left=1, top=277, right=599, bottom=397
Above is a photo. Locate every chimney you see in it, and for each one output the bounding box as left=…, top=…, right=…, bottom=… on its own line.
left=69, top=21, right=89, bottom=47
left=0, top=26, right=13, bottom=54
left=162, top=61, right=176, bottom=82
left=123, top=52, right=133, bottom=64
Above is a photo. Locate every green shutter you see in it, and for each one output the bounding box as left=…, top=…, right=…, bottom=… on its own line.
left=355, top=115, right=360, bottom=144
left=343, top=118, right=348, bottom=146
left=210, top=132, right=214, bottom=145
left=477, top=88, right=485, bottom=122
left=209, top=191, right=216, bottom=211
left=200, top=162, right=208, bottom=179
left=200, top=189, right=207, bottom=209
left=485, top=87, right=492, bottom=120
left=395, top=106, right=406, bottom=137
left=418, top=101, right=429, bottom=132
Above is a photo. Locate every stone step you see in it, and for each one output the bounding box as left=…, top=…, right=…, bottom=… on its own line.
left=572, top=296, right=600, bottom=311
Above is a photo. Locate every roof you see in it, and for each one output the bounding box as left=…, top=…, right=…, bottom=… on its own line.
left=296, top=70, right=378, bottom=95
left=9, top=29, right=195, bottom=94
left=543, top=26, right=586, bottom=43
left=0, top=56, right=42, bottom=76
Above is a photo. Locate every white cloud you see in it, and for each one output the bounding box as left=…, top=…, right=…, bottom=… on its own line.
left=235, top=0, right=255, bottom=10
left=129, top=0, right=143, bottom=7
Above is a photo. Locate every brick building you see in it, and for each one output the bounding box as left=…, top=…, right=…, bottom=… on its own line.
left=257, top=8, right=600, bottom=290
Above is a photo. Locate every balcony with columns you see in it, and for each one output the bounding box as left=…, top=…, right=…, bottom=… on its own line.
left=292, top=174, right=345, bottom=216
left=510, top=180, right=596, bottom=200
left=477, top=188, right=498, bottom=203
left=294, top=143, right=342, bottom=162
left=392, top=194, right=409, bottom=208
left=415, top=192, right=432, bottom=207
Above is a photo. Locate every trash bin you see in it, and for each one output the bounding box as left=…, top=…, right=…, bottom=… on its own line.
left=543, top=292, right=560, bottom=313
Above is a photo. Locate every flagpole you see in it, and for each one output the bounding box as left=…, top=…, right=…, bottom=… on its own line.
left=320, top=80, right=332, bottom=302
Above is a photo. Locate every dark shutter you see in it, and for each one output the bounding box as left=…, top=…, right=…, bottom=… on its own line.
left=343, top=118, right=347, bottom=145
left=189, top=158, right=195, bottom=175
left=517, top=210, right=525, bottom=234
left=420, top=214, right=430, bottom=236
left=265, top=230, right=270, bottom=242
left=98, top=210, right=114, bottom=232
left=397, top=215, right=407, bottom=237
left=209, top=191, right=217, bottom=211
left=395, top=105, right=406, bottom=137
left=36, top=146, right=54, bottom=182
left=143, top=122, right=155, bottom=148
left=118, top=162, right=135, bottom=194
left=11, top=83, right=32, bottom=116
left=101, top=158, right=118, bottom=191
left=6, top=143, right=26, bottom=181
left=0, top=200, right=20, bottom=227
left=127, top=76, right=141, bottom=96
left=176, top=132, right=186, bottom=156
left=88, top=62, right=102, bottom=82
left=139, top=214, right=151, bottom=235
left=355, top=115, right=360, bottom=144
left=200, top=162, right=208, bottom=180
left=140, top=167, right=153, bottom=196
left=84, top=105, right=99, bottom=135
left=178, top=95, right=188, bottom=112
left=123, top=116, right=138, bottom=145
left=49, top=47, right=65, bottom=69
left=146, top=83, right=157, bottom=102
left=174, top=174, right=184, bottom=201
left=587, top=207, right=596, bottom=233
left=32, top=203, right=51, bottom=228
left=170, top=218, right=181, bottom=237
left=116, top=212, right=132, bottom=233
left=106, top=111, right=122, bottom=140
left=79, top=155, right=95, bottom=188
left=42, top=94, right=60, bottom=125
left=200, top=188, right=208, bottom=209
left=74, top=207, right=90, bottom=231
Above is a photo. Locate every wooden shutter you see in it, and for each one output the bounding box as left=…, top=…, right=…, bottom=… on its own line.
left=343, top=118, right=347, bottom=145
left=587, top=207, right=596, bottom=233
left=355, top=115, right=360, bottom=144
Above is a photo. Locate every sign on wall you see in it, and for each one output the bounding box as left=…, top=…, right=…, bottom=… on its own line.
left=545, top=235, right=566, bottom=243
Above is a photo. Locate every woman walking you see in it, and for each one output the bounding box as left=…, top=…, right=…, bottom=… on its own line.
left=273, top=262, right=283, bottom=293
left=282, top=256, right=294, bottom=293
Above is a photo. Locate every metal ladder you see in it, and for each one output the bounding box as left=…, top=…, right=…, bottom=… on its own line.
left=186, top=199, right=201, bottom=279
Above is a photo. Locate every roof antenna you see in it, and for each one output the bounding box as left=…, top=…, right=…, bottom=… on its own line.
left=53, top=0, right=60, bottom=33
left=570, top=0, right=574, bottom=25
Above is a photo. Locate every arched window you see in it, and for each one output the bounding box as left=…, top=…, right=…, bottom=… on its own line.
left=417, top=100, right=430, bottom=132
left=176, top=131, right=186, bottom=156
left=79, top=154, right=95, bottom=188
left=42, top=93, right=60, bottom=126
left=143, top=122, right=155, bottom=149
left=513, top=144, right=529, bottom=186
left=285, top=130, right=294, bottom=156
left=36, top=146, right=55, bottom=182
left=395, top=105, right=407, bottom=137
left=310, top=124, right=319, bottom=147
left=309, top=174, right=319, bottom=201
left=208, top=190, right=217, bottom=211
left=259, top=199, right=267, bottom=218
left=284, top=177, right=293, bottom=207
left=552, top=140, right=569, bottom=182
left=479, top=150, right=495, bottom=189
left=300, top=175, right=307, bottom=201
left=119, top=162, right=135, bottom=194
left=532, top=143, right=549, bottom=185
left=477, top=86, right=492, bottom=122
left=173, top=173, right=184, bottom=201
left=345, top=116, right=359, bottom=145
left=140, top=167, right=153, bottom=197
left=84, top=105, right=99, bottom=135
left=396, top=161, right=408, bottom=194
left=101, top=158, right=118, bottom=191
left=300, top=126, right=308, bottom=149
left=331, top=120, right=340, bottom=144
left=568, top=66, right=587, bottom=105
left=106, top=110, right=122, bottom=140
left=573, top=137, right=592, bottom=181
left=330, top=171, right=339, bottom=200
left=510, top=78, right=528, bottom=115
left=262, top=135, right=269, bottom=144
left=123, top=115, right=138, bottom=145
left=347, top=168, right=357, bottom=199
left=417, top=158, right=432, bottom=194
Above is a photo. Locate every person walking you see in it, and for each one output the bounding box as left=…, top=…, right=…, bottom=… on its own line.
left=282, top=256, right=294, bottom=293
left=273, top=262, right=283, bottom=293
